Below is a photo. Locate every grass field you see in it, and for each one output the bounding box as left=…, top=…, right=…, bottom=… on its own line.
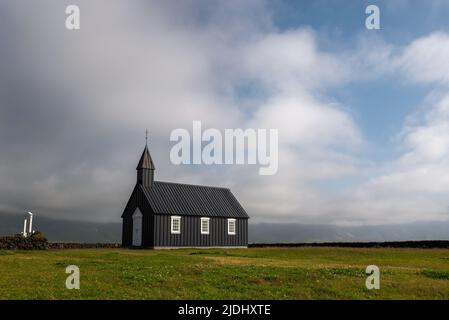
left=0, top=247, right=449, bottom=299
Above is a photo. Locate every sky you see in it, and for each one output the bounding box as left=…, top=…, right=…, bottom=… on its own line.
left=1, top=0, right=449, bottom=225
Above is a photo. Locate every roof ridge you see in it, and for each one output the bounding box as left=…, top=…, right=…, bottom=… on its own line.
left=153, top=180, right=231, bottom=190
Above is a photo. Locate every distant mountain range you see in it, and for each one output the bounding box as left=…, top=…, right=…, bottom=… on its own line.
left=1, top=212, right=449, bottom=243
left=249, top=221, right=449, bottom=243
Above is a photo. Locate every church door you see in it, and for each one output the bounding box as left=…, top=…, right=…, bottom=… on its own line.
left=132, top=208, right=143, bottom=246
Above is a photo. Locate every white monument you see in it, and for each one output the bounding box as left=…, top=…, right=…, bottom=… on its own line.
left=21, top=212, right=35, bottom=237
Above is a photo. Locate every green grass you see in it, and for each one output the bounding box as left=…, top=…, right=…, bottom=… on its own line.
left=1, top=247, right=449, bottom=299
left=419, top=270, right=449, bottom=280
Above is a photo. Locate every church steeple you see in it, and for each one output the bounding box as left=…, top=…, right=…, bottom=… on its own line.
left=136, top=131, right=155, bottom=187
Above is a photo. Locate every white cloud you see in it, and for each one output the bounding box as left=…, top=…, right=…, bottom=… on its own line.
left=250, top=93, right=361, bottom=148
left=239, top=30, right=449, bottom=225
left=334, top=33, right=449, bottom=225
left=241, top=29, right=349, bottom=91
left=398, top=32, right=449, bottom=86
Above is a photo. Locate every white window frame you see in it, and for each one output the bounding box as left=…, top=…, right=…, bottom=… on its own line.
left=171, top=216, right=181, bottom=234
left=200, top=217, right=210, bottom=235
left=227, top=218, right=236, bottom=235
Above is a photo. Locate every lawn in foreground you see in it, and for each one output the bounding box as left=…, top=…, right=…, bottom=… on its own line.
left=0, top=247, right=448, bottom=299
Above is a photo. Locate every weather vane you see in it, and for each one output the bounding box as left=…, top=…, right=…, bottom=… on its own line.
left=145, top=129, right=148, bottom=146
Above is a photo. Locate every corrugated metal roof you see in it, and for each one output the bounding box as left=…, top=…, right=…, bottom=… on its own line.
left=140, top=181, right=249, bottom=218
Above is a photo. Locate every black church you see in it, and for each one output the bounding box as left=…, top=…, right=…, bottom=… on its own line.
left=121, top=143, right=249, bottom=248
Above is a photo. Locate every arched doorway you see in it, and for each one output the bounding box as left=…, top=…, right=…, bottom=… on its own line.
left=132, top=208, right=143, bottom=246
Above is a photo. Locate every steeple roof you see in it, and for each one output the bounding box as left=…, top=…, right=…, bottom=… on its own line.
left=136, top=145, right=155, bottom=170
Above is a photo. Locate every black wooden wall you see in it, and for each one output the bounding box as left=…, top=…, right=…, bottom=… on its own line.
left=153, top=215, right=248, bottom=247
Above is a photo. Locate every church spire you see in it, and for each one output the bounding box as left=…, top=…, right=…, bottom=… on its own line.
left=137, top=131, right=155, bottom=187
left=145, top=129, right=148, bottom=147
left=136, top=145, right=155, bottom=170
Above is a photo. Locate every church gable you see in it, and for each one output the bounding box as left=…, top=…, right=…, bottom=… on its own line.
left=121, top=184, right=152, bottom=219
